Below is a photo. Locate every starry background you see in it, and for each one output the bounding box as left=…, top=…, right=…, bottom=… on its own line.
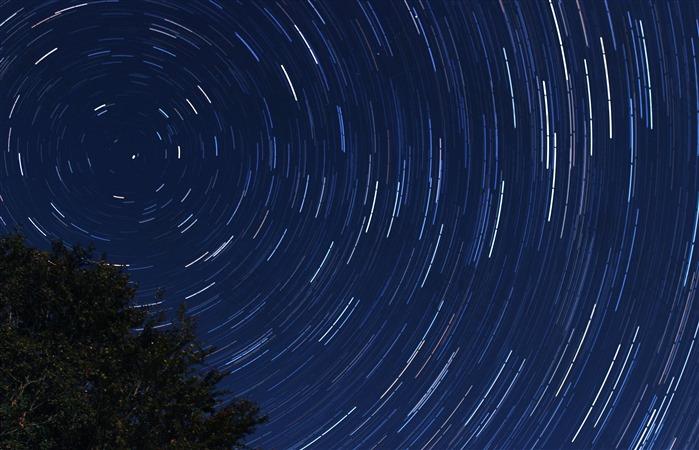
left=2, top=0, right=699, bottom=448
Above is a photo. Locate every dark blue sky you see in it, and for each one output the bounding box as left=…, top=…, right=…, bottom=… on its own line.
left=2, top=0, right=699, bottom=448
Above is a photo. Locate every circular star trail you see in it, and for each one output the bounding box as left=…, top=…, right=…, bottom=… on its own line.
left=2, top=0, right=699, bottom=448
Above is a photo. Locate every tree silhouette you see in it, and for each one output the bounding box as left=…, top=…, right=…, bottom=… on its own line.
left=0, top=234, right=266, bottom=449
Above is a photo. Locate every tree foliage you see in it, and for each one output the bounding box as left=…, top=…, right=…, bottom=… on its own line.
left=0, top=234, right=266, bottom=449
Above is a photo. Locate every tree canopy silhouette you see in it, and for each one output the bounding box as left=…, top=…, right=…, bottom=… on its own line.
left=0, top=234, right=266, bottom=449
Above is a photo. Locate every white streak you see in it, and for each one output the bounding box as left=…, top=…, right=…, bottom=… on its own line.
left=35, top=47, right=58, bottom=65
left=281, top=65, right=298, bottom=102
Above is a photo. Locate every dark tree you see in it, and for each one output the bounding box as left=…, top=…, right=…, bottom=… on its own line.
left=0, top=234, right=266, bottom=449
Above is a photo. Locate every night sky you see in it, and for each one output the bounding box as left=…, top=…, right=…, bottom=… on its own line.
left=2, top=0, right=699, bottom=448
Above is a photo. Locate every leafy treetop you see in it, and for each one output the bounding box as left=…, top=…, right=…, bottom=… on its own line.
left=0, top=234, right=266, bottom=449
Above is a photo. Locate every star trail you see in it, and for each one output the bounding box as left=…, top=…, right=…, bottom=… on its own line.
left=2, top=0, right=699, bottom=448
